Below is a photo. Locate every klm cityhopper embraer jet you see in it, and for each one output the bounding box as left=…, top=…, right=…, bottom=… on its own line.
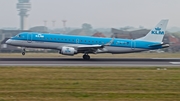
left=6, top=20, right=169, bottom=60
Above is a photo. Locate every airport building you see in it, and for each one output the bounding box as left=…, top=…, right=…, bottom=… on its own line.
left=111, top=28, right=169, bottom=43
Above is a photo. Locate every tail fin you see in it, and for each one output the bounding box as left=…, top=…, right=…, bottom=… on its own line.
left=136, top=19, right=169, bottom=43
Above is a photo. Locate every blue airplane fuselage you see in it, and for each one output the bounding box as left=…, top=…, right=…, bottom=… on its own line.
left=7, top=32, right=162, bottom=54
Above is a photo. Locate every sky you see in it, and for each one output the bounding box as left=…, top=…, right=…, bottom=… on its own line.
left=0, top=0, right=179, bottom=29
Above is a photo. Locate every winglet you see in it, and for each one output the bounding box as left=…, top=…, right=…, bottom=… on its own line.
left=105, top=37, right=115, bottom=46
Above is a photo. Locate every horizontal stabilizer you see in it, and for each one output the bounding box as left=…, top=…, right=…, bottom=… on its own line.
left=149, top=43, right=169, bottom=48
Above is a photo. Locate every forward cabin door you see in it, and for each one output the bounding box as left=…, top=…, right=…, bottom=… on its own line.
left=131, top=40, right=136, bottom=50
left=27, top=33, right=32, bottom=43
left=76, top=39, right=79, bottom=44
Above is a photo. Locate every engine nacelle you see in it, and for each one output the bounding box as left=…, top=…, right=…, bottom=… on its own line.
left=61, top=47, right=77, bottom=55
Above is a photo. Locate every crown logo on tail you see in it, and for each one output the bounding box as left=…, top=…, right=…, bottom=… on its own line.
left=155, top=27, right=161, bottom=31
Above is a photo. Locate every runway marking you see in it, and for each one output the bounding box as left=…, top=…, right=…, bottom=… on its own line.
left=0, top=63, right=179, bottom=67
left=170, top=62, right=180, bottom=65
left=153, top=58, right=180, bottom=59
left=0, top=58, right=180, bottom=67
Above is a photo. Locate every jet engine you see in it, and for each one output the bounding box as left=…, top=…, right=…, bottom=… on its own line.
left=61, top=47, right=77, bottom=55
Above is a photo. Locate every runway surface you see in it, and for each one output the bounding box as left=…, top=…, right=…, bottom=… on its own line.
left=0, top=58, right=180, bottom=67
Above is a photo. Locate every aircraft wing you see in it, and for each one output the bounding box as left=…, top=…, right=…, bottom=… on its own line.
left=77, top=45, right=103, bottom=48
left=65, top=44, right=103, bottom=51
left=62, top=38, right=115, bottom=52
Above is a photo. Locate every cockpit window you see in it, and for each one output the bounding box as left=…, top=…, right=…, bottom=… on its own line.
left=15, top=34, right=22, bottom=38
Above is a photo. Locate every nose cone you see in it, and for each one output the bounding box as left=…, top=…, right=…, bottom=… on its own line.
left=5, top=39, right=12, bottom=45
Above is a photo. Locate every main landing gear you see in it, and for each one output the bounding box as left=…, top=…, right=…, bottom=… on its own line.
left=83, top=54, right=90, bottom=60
left=22, top=48, right=26, bottom=56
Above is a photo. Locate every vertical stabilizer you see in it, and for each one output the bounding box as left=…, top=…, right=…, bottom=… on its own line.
left=136, top=19, right=169, bottom=43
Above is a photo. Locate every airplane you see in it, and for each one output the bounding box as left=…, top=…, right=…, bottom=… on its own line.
left=6, top=19, right=169, bottom=60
